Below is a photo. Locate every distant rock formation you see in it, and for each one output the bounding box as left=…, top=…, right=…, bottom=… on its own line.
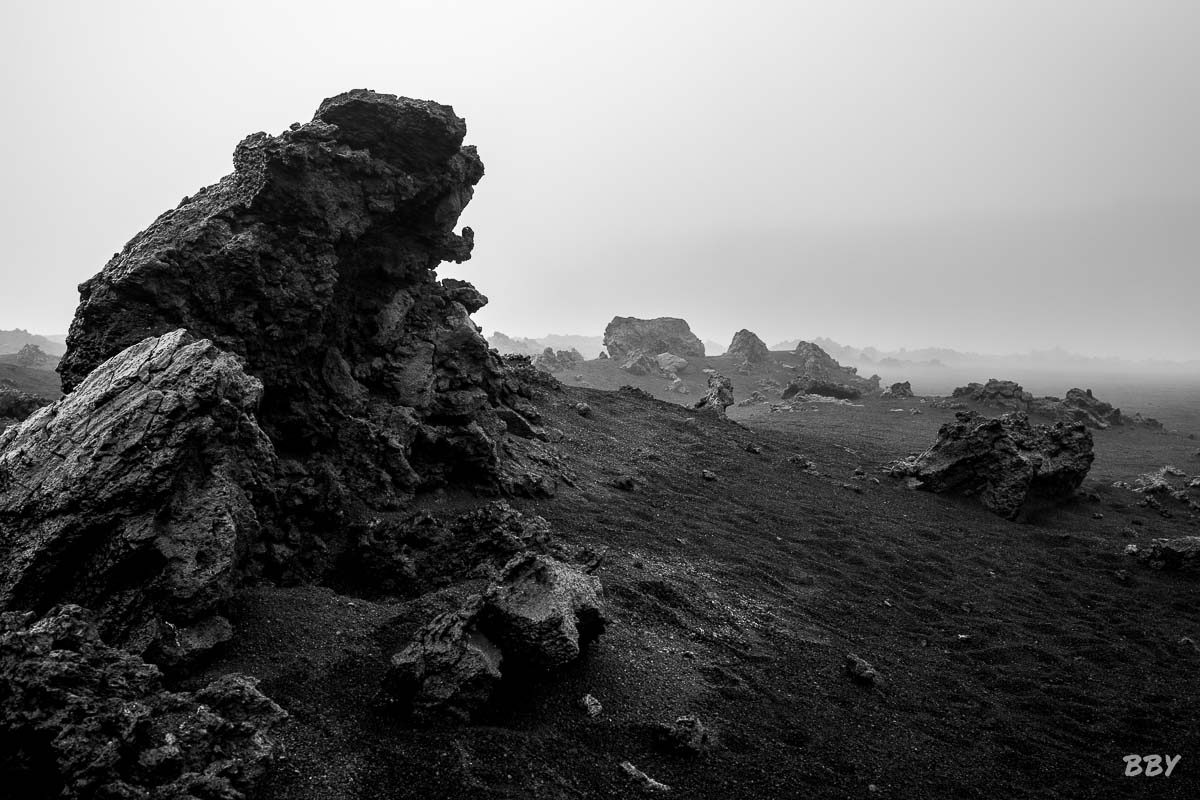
left=57, top=89, right=544, bottom=510
left=888, top=411, right=1094, bottom=520
left=951, top=381, right=1161, bottom=430
left=532, top=347, right=583, bottom=373
left=487, top=331, right=542, bottom=355
left=881, top=381, right=914, bottom=399
left=603, top=317, right=705, bottom=362
left=0, top=331, right=276, bottom=659
left=726, top=329, right=769, bottom=363
left=781, top=341, right=880, bottom=400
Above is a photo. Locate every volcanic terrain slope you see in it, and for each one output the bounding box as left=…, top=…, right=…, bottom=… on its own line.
left=2, top=91, right=1199, bottom=800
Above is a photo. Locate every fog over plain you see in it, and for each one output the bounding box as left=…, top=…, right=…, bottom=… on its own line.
left=1, top=1, right=1197, bottom=362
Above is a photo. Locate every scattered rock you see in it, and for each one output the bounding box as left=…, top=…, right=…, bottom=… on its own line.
left=726, top=329, right=769, bottom=363
left=614, top=475, right=638, bottom=491
left=1129, top=537, right=1200, bottom=571
left=845, top=653, right=882, bottom=686
left=0, top=605, right=285, bottom=800
left=880, top=381, right=914, bottom=399
left=693, top=372, right=734, bottom=416
left=654, top=715, right=713, bottom=755
left=0, top=331, right=276, bottom=660
left=575, top=401, right=594, bottom=418
left=579, top=693, right=603, bottom=717
left=702, top=469, right=718, bottom=481
left=887, top=411, right=1094, bottom=520
left=620, top=761, right=672, bottom=793
left=656, top=353, right=689, bottom=375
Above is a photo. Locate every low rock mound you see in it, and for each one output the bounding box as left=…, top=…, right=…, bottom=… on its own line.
left=0, top=605, right=285, bottom=800
left=603, top=317, right=705, bottom=362
left=950, top=381, right=1160, bottom=430
left=726, top=329, right=769, bottom=363
left=888, top=411, right=1094, bottom=520
left=0, top=330, right=275, bottom=659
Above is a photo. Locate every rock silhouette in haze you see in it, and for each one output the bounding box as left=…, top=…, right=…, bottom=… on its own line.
left=386, top=552, right=605, bottom=720
left=0, top=330, right=276, bottom=658
left=888, top=410, right=1094, bottom=520
left=726, top=329, right=769, bottom=363
left=881, top=381, right=914, bottom=399
left=532, top=346, right=583, bottom=373
left=602, top=317, right=705, bottom=362
left=952, top=380, right=1160, bottom=430
left=57, top=89, right=533, bottom=511
left=0, top=605, right=285, bottom=800
left=782, top=341, right=879, bottom=399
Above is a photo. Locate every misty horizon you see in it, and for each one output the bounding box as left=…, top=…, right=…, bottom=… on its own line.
left=3, top=2, right=1198, bottom=362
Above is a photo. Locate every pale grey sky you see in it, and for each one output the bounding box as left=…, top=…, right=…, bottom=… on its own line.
left=2, top=1, right=1197, bottom=360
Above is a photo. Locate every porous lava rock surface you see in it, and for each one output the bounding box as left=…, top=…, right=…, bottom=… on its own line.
left=57, top=89, right=532, bottom=510
left=602, top=317, right=705, bottom=361
left=0, top=330, right=275, bottom=657
left=694, top=372, right=735, bottom=416
left=888, top=410, right=1095, bottom=519
left=386, top=552, right=605, bottom=721
left=0, top=605, right=285, bottom=800
left=726, top=329, right=769, bottom=363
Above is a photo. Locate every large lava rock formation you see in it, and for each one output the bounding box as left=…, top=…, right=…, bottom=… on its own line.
left=58, top=89, right=541, bottom=511
left=888, top=410, right=1095, bottom=520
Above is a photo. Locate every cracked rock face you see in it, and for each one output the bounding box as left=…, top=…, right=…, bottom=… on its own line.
left=888, top=410, right=1094, bottom=520
left=0, top=605, right=285, bottom=800
left=57, top=89, right=525, bottom=510
left=0, top=330, right=275, bottom=656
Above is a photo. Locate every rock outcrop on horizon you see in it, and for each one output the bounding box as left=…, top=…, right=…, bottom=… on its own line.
left=531, top=346, right=583, bottom=373
left=951, top=380, right=1161, bottom=430
left=726, top=329, right=769, bottom=363
left=57, top=89, right=540, bottom=511
left=881, top=381, right=914, bottom=398
left=888, top=410, right=1094, bottom=519
left=602, top=317, right=705, bottom=362
left=0, top=330, right=276, bottom=659
left=781, top=341, right=880, bottom=400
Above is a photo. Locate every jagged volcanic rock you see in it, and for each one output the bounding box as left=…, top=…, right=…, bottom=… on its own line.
left=57, top=89, right=529, bottom=510
left=888, top=411, right=1094, bottom=520
left=726, top=329, right=769, bottom=363
left=881, top=381, right=914, bottom=399
left=603, top=317, right=705, bottom=361
left=951, top=379, right=1033, bottom=411
left=532, top=347, right=583, bottom=373
left=386, top=552, right=605, bottom=721
left=0, top=330, right=275, bottom=657
left=0, top=605, right=285, bottom=800
left=694, top=372, right=735, bottom=416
